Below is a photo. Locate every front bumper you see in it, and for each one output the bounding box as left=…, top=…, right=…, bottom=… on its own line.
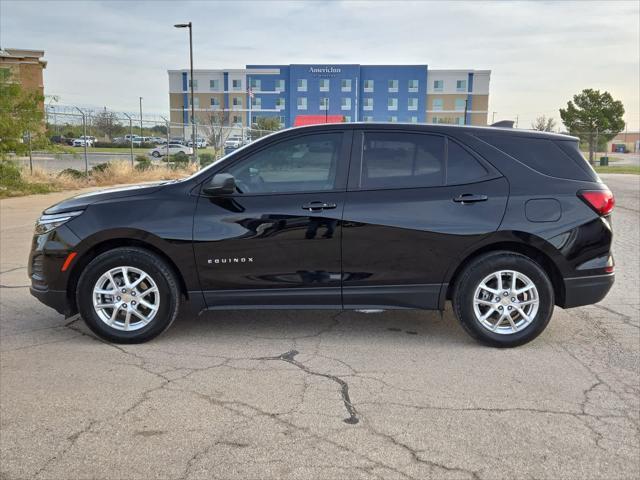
left=561, top=273, right=615, bottom=308
left=30, top=287, right=71, bottom=316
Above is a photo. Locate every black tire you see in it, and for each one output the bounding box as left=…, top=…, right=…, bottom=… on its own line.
left=76, top=247, right=181, bottom=344
left=152, top=151, right=160, bottom=158
left=452, top=251, right=554, bottom=348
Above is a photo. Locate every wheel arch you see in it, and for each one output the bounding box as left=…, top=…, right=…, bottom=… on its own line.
left=444, top=239, right=565, bottom=307
left=66, top=237, right=189, bottom=316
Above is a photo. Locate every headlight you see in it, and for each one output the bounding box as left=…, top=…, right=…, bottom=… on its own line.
left=35, top=211, right=83, bottom=235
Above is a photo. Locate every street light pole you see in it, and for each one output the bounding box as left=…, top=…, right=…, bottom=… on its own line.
left=122, top=113, right=134, bottom=166
left=139, top=97, right=144, bottom=142
left=174, top=21, right=198, bottom=166
left=74, top=106, right=88, bottom=174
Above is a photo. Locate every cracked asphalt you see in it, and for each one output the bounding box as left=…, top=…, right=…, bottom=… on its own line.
left=1, top=174, right=638, bottom=480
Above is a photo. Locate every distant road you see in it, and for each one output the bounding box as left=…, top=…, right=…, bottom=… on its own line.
left=12, top=151, right=151, bottom=172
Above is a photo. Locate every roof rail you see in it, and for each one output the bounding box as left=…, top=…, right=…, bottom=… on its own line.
left=491, top=120, right=514, bottom=128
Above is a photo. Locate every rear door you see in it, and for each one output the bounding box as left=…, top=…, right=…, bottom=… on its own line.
left=342, top=130, right=508, bottom=309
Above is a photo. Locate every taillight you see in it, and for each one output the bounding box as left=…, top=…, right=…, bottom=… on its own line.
left=578, top=189, right=615, bottom=216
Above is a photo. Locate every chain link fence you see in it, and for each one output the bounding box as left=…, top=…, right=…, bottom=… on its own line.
left=11, top=105, right=276, bottom=174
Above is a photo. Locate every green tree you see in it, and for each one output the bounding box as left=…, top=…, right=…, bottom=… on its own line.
left=559, top=89, right=625, bottom=164
left=0, top=69, right=45, bottom=157
left=254, top=116, right=281, bottom=132
left=93, top=108, right=122, bottom=140
left=531, top=115, right=557, bottom=132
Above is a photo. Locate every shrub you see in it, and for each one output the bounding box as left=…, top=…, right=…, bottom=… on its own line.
left=135, top=154, right=152, bottom=171
left=92, top=162, right=110, bottom=173
left=58, top=168, right=86, bottom=179
left=199, top=153, right=215, bottom=167
left=0, top=160, right=22, bottom=188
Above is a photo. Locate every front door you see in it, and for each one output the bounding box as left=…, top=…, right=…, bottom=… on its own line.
left=193, top=130, right=351, bottom=309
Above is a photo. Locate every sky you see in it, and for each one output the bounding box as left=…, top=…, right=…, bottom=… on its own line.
left=1, top=0, right=639, bottom=130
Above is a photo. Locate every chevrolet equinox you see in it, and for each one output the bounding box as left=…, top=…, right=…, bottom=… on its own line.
left=29, top=123, right=615, bottom=347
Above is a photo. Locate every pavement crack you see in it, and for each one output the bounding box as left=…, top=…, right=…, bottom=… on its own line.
left=0, top=266, right=26, bottom=275
left=256, top=349, right=359, bottom=425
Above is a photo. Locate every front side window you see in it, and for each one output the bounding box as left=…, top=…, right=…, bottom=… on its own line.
left=297, top=79, right=307, bottom=92
left=359, top=132, right=445, bottom=189
left=364, top=79, right=374, bottom=92
left=226, top=133, right=343, bottom=194
left=319, top=79, right=330, bottom=92
left=388, top=80, right=398, bottom=92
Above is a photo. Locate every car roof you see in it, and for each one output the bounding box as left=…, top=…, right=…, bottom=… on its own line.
left=282, top=122, right=579, bottom=141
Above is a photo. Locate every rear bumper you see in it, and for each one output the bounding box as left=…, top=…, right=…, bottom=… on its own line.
left=30, top=287, right=71, bottom=316
left=561, top=273, right=615, bottom=308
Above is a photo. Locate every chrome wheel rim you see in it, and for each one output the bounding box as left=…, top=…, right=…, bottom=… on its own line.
left=473, top=270, right=539, bottom=335
left=92, top=266, right=160, bottom=331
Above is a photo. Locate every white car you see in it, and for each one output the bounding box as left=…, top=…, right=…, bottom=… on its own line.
left=224, top=135, right=244, bottom=149
left=72, top=137, right=94, bottom=147
left=149, top=143, right=193, bottom=158
left=187, top=138, right=208, bottom=148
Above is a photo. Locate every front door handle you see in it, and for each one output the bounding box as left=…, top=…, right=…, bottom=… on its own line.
left=302, top=201, right=337, bottom=212
left=453, top=194, right=488, bottom=204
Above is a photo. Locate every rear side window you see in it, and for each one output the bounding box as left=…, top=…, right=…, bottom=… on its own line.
left=360, top=132, right=444, bottom=189
left=447, top=140, right=488, bottom=185
left=478, top=134, right=595, bottom=181
left=555, top=140, right=600, bottom=182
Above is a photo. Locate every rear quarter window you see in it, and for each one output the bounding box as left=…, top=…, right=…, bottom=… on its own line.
left=477, top=134, right=597, bottom=182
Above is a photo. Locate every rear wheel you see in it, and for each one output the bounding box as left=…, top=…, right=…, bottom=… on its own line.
left=453, top=251, right=554, bottom=347
left=77, top=247, right=180, bottom=343
left=152, top=151, right=160, bottom=158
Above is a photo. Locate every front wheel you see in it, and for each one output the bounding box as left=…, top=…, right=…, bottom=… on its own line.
left=453, top=251, right=554, bottom=348
left=76, top=247, right=181, bottom=343
left=152, top=151, right=161, bottom=158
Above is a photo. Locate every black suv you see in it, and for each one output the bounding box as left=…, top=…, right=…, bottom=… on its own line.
left=29, top=123, right=615, bottom=347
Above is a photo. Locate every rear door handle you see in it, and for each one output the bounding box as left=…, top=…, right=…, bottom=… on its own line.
left=453, top=194, right=488, bottom=204
left=302, top=201, right=337, bottom=212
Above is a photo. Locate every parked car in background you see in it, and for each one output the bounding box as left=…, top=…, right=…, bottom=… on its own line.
left=72, top=137, right=94, bottom=147
left=224, top=134, right=244, bottom=149
left=148, top=143, right=193, bottom=157
left=187, top=138, right=209, bottom=148
left=170, top=137, right=186, bottom=145
left=49, top=135, right=70, bottom=144
left=29, top=123, right=615, bottom=346
left=150, top=137, right=166, bottom=145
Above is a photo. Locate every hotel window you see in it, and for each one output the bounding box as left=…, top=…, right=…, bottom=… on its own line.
left=189, top=79, right=198, bottom=89
left=388, top=116, right=398, bottom=123
left=210, top=97, right=220, bottom=109
left=408, top=98, right=418, bottom=111
left=363, top=98, right=373, bottom=111
left=276, top=98, right=286, bottom=110
left=297, top=79, right=307, bottom=92
left=250, top=78, right=261, bottom=91
left=408, top=79, right=419, bottom=92
left=320, top=97, right=329, bottom=111
left=388, top=80, right=398, bottom=92
left=344, top=115, right=351, bottom=122
left=232, top=115, right=242, bottom=125
left=388, top=98, right=398, bottom=111
left=232, top=96, right=242, bottom=109
left=341, top=97, right=351, bottom=110
left=364, top=115, right=374, bottom=122
left=455, top=99, right=466, bottom=111
left=232, top=79, right=242, bottom=90
left=433, top=80, right=443, bottom=92
left=276, top=79, right=285, bottom=92
left=456, top=117, right=465, bottom=125
left=190, top=97, right=199, bottom=108
left=432, top=98, right=443, bottom=111
left=364, top=79, right=374, bottom=92
left=297, top=97, right=307, bottom=110
left=341, top=79, right=352, bottom=92
left=252, top=97, right=262, bottom=109
left=456, top=80, right=467, bottom=92
left=319, top=79, right=330, bottom=92
left=278, top=116, right=286, bottom=125
left=410, top=116, right=418, bottom=123
left=209, top=79, right=220, bottom=90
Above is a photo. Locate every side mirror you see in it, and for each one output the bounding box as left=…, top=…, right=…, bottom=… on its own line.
left=203, top=173, right=236, bottom=196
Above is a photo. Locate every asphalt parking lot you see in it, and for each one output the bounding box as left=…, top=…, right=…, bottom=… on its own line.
left=1, top=174, right=638, bottom=480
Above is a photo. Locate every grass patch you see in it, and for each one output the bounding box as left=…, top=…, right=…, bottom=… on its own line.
left=594, top=165, right=640, bottom=175
left=0, top=160, right=197, bottom=199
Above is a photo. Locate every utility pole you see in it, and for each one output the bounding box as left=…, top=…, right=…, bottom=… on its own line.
left=515, top=115, right=519, bottom=128
left=139, top=97, right=144, bottom=142
left=463, top=99, right=469, bottom=126
left=160, top=115, right=170, bottom=165
left=122, top=113, right=134, bottom=166
left=74, top=106, right=88, bottom=174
